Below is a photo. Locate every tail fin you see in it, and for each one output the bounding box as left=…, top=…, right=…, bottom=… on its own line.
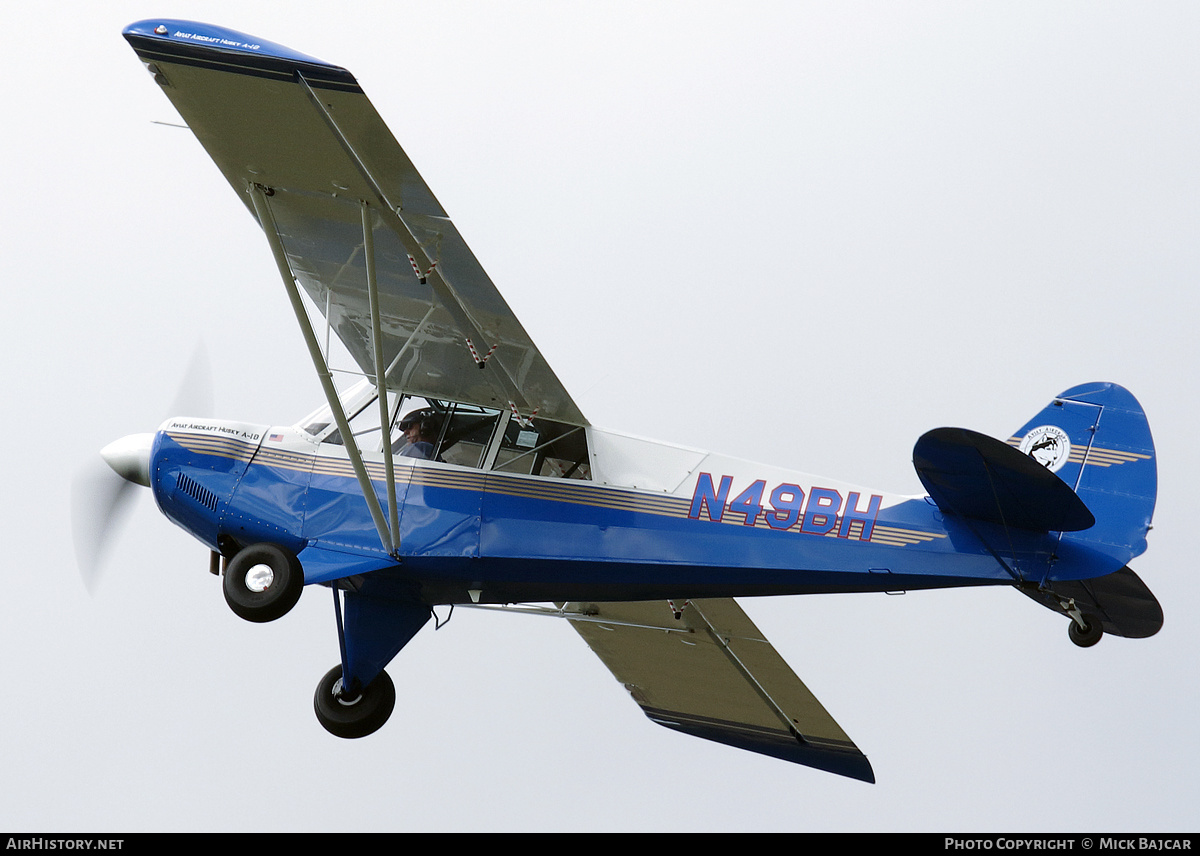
left=1009, top=382, right=1157, bottom=577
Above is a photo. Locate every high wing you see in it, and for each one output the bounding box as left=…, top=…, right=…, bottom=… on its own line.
left=123, top=20, right=585, bottom=426
left=124, top=22, right=872, bottom=779
left=564, top=598, right=875, bottom=782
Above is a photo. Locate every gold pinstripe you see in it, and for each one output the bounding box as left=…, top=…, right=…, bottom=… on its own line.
left=168, top=432, right=261, bottom=461
left=676, top=506, right=946, bottom=546
left=1005, top=436, right=1152, bottom=467
left=168, top=430, right=948, bottom=549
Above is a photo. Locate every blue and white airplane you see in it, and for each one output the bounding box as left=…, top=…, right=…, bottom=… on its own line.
left=96, top=20, right=1161, bottom=783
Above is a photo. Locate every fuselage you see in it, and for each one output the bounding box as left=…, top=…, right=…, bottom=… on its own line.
left=143, top=415, right=1083, bottom=605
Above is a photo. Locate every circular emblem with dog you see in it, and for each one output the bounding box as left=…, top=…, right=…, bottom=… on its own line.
left=1019, top=425, right=1071, bottom=472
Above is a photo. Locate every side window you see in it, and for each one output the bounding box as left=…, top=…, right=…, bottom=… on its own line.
left=492, top=418, right=591, bottom=480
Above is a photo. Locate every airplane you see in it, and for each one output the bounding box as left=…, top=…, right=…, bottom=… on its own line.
left=93, top=19, right=1162, bottom=784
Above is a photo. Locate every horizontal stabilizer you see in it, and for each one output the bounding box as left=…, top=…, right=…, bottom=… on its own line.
left=563, top=598, right=874, bottom=782
left=1016, top=565, right=1163, bottom=639
left=914, top=427, right=1095, bottom=532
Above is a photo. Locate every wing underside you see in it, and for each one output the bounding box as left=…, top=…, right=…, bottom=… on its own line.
left=124, top=21, right=585, bottom=426
left=564, top=598, right=875, bottom=782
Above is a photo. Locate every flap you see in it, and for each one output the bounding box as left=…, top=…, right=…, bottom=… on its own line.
left=564, top=598, right=874, bottom=782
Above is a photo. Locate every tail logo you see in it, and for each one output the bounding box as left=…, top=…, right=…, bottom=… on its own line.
left=1018, top=425, right=1071, bottom=472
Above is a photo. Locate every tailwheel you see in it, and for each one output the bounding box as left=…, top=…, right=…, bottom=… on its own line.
left=1068, top=614, right=1104, bottom=648
left=222, top=543, right=304, bottom=623
left=314, top=665, right=396, bottom=739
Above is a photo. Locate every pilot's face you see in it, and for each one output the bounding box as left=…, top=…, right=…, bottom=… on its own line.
left=404, top=423, right=421, bottom=444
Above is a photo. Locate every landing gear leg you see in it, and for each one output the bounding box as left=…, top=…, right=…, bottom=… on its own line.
left=1060, top=597, right=1104, bottom=648
left=315, top=581, right=430, bottom=738
left=1068, top=614, right=1103, bottom=648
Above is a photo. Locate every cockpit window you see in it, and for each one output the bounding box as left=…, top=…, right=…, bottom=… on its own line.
left=298, top=383, right=590, bottom=480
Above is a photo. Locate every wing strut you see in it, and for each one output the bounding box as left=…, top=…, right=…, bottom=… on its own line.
left=248, top=184, right=397, bottom=556
left=294, top=73, right=537, bottom=415
left=685, top=601, right=801, bottom=736
left=363, top=202, right=400, bottom=550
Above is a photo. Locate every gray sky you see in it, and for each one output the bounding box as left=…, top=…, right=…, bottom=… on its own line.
left=4, top=1, right=1198, bottom=831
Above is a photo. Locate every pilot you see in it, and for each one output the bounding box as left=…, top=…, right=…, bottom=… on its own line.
left=395, top=409, right=440, bottom=460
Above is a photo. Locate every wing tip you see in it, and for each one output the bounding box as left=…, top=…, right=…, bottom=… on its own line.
left=647, top=708, right=876, bottom=783
left=123, top=19, right=351, bottom=79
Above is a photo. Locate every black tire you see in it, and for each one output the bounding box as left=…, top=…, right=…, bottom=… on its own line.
left=1068, top=615, right=1104, bottom=648
left=222, top=543, right=304, bottom=623
left=313, top=665, right=396, bottom=739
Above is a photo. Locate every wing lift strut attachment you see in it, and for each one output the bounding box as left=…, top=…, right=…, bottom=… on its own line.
left=249, top=185, right=399, bottom=557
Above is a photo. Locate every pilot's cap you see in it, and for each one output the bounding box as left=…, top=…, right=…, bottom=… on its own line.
left=398, top=409, right=438, bottom=432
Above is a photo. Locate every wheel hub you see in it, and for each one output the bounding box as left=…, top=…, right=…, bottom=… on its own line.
left=332, top=677, right=362, bottom=707
left=244, top=563, right=275, bottom=592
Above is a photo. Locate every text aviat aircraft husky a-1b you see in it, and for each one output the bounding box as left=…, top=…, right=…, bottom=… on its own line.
left=97, top=20, right=1163, bottom=783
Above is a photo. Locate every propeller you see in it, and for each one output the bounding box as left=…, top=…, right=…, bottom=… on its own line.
left=167, top=342, right=214, bottom=423
left=72, top=344, right=214, bottom=593
left=72, top=455, right=143, bottom=594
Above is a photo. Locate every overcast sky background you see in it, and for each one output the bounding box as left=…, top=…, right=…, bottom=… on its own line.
left=3, top=1, right=1198, bottom=832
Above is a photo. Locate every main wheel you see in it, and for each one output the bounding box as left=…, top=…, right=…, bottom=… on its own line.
left=1068, top=614, right=1104, bottom=648
left=222, top=543, right=304, bottom=623
left=314, top=665, right=396, bottom=739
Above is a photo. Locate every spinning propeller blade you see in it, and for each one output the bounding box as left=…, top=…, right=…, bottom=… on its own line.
left=71, top=464, right=140, bottom=594
left=72, top=343, right=214, bottom=592
left=168, top=343, right=213, bottom=423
